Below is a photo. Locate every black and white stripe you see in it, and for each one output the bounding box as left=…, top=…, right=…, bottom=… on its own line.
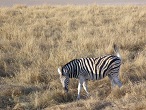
left=61, top=55, right=121, bottom=79
left=58, top=45, right=122, bottom=99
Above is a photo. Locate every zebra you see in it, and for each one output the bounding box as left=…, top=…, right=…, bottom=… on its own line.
left=58, top=45, right=122, bottom=100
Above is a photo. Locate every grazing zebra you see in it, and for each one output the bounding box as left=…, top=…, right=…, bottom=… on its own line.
left=58, top=45, right=122, bottom=100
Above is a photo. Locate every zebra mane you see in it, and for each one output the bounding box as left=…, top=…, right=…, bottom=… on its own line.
left=62, top=59, right=78, bottom=68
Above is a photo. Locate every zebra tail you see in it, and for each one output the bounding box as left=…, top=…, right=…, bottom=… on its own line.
left=113, top=44, right=121, bottom=59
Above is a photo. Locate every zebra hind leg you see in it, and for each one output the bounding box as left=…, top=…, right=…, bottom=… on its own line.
left=108, top=75, right=116, bottom=88
left=113, top=77, right=122, bottom=88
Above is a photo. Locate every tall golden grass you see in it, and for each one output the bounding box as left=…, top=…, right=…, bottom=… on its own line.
left=0, top=5, right=146, bottom=109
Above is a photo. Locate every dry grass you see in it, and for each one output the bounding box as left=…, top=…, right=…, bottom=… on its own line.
left=0, top=5, right=146, bottom=109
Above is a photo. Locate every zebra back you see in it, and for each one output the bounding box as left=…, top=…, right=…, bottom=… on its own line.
left=78, top=55, right=121, bottom=80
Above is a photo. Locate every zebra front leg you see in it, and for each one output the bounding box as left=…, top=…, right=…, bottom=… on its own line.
left=77, top=82, right=82, bottom=100
left=77, top=76, right=85, bottom=100
left=83, top=80, right=90, bottom=97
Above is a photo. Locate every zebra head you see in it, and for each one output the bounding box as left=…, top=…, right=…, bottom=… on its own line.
left=58, top=66, right=70, bottom=93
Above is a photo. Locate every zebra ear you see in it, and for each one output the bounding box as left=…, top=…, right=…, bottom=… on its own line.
left=58, top=66, right=62, bottom=75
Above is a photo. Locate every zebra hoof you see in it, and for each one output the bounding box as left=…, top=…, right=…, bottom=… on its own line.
left=76, top=96, right=80, bottom=100
left=86, top=94, right=91, bottom=98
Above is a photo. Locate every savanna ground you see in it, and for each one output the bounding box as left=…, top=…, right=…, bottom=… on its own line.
left=0, top=5, right=146, bottom=110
